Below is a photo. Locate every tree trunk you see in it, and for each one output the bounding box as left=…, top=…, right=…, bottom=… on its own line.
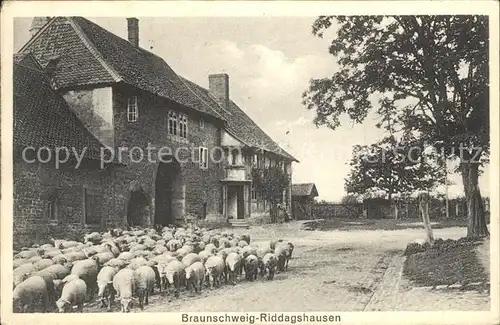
left=419, top=192, right=434, bottom=245
left=394, top=201, right=399, bottom=220
left=461, top=162, right=489, bottom=238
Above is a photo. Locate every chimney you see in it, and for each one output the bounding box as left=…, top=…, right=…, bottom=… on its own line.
left=29, top=17, right=50, bottom=37
left=208, top=73, right=229, bottom=109
left=127, top=18, right=139, bottom=47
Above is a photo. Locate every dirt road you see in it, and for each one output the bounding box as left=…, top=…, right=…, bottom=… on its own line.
left=85, top=223, right=490, bottom=312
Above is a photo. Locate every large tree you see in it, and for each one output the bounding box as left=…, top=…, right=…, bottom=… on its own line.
left=303, top=16, right=489, bottom=237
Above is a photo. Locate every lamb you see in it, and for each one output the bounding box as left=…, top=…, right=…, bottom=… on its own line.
left=13, top=276, right=49, bottom=313
left=185, top=261, right=205, bottom=295
left=133, top=266, right=156, bottom=310
left=55, top=279, right=87, bottom=313
left=113, top=268, right=136, bottom=313
left=244, top=254, right=259, bottom=282
left=204, top=255, right=225, bottom=290
left=262, top=253, right=278, bottom=280
left=164, top=259, right=186, bottom=298
left=97, top=266, right=118, bottom=311
left=225, top=252, right=242, bottom=285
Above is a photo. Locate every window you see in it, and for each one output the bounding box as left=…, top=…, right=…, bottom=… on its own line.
left=127, top=96, right=138, bottom=122
left=179, top=113, right=188, bottom=139
left=168, top=110, right=188, bottom=139
left=199, top=147, right=208, bottom=169
left=253, top=154, right=258, bottom=166
left=168, top=111, right=177, bottom=136
left=251, top=187, right=258, bottom=200
left=48, top=189, right=59, bottom=221
left=199, top=118, right=205, bottom=129
left=84, top=187, right=101, bottom=225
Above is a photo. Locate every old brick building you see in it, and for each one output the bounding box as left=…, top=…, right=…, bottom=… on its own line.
left=13, top=16, right=297, bottom=247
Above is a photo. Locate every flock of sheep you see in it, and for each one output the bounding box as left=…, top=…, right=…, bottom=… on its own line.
left=12, top=226, right=295, bottom=313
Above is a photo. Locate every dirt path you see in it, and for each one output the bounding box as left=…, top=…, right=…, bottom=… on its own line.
left=84, top=224, right=490, bottom=313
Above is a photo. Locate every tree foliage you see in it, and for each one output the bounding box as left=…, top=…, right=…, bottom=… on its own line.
left=345, top=135, right=446, bottom=199
left=304, top=15, right=489, bottom=237
left=252, top=166, right=291, bottom=222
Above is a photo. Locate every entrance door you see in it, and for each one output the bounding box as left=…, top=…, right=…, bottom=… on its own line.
left=237, top=186, right=245, bottom=219
left=155, top=158, right=181, bottom=226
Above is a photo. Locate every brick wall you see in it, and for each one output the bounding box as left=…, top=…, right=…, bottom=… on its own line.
left=13, top=155, right=114, bottom=249
left=112, top=85, right=224, bottom=223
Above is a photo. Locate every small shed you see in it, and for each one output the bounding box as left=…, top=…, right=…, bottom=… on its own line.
left=292, top=183, right=319, bottom=220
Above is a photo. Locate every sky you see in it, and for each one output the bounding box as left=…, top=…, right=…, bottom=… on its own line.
left=13, top=17, right=490, bottom=202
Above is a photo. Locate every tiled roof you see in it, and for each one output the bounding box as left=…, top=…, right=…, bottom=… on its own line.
left=19, top=17, right=225, bottom=121
left=19, top=16, right=297, bottom=162
left=292, top=183, right=318, bottom=197
left=13, top=55, right=118, bottom=164
left=181, top=77, right=298, bottom=162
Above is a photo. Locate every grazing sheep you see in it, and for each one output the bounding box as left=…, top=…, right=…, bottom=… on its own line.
left=274, top=245, right=288, bottom=273
left=182, top=253, right=202, bottom=268
left=185, top=261, right=205, bottom=295
left=240, top=234, right=251, bottom=245
left=97, top=266, right=118, bottom=311
left=127, top=257, right=149, bottom=270
left=13, top=259, right=29, bottom=269
left=13, top=263, right=36, bottom=288
left=198, top=250, right=212, bottom=265
left=70, top=259, right=99, bottom=299
left=117, top=252, right=135, bottom=261
left=164, top=260, right=186, bottom=298
left=113, top=268, right=136, bottom=313
left=56, top=279, right=87, bottom=313
left=244, top=255, right=259, bottom=282
left=166, top=239, right=182, bottom=252
left=262, top=253, right=278, bottom=280
left=92, top=251, right=115, bottom=266
left=104, top=258, right=128, bottom=270
left=238, top=240, right=248, bottom=248
left=13, top=276, right=49, bottom=313
left=204, top=256, right=225, bottom=290
left=15, top=249, right=38, bottom=260
left=133, top=266, right=156, bottom=310
left=204, top=243, right=217, bottom=255
left=225, top=253, right=242, bottom=285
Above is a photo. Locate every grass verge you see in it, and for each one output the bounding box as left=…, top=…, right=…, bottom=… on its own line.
left=402, top=237, right=489, bottom=288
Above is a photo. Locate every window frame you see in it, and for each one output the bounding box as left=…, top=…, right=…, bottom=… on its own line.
left=199, top=147, right=208, bottom=169
left=127, top=96, right=139, bottom=122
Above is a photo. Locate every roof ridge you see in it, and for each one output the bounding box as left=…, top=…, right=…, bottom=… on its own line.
left=67, top=17, right=122, bottom=83
left=176, top=75, right=225, bottom=120
left=182, top=77, right=234, bottom=116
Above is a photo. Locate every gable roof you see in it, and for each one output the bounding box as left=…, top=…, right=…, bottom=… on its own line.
left=292, top=183, right=319, bottom=197
left=181, top=77, right=298, bottom=162
left=19, top=16, right=225, bottom=121
left=13, top=55, right=118, bottom=164
left=20, top=16, right=298, bottom=162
